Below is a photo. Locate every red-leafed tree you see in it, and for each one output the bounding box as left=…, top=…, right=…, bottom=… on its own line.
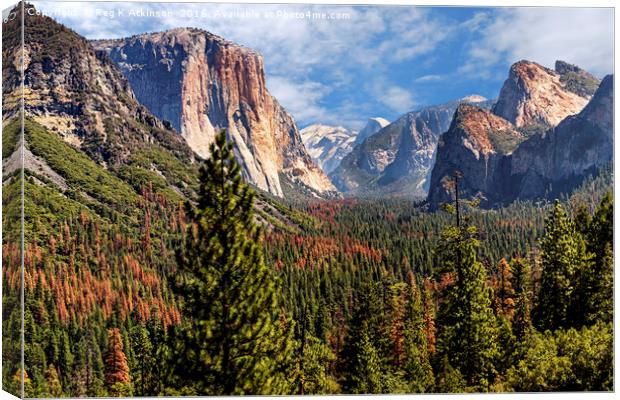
left=104, top=328, right=131, bottom=396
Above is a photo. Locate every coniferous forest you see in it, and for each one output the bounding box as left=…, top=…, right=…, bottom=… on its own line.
left=2, top=122, right=613, bottom=396
left=1, top=3, right=614, bottom=397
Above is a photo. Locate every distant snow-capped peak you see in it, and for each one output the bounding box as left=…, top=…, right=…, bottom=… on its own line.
left=301, top=124, right=359, bottom=174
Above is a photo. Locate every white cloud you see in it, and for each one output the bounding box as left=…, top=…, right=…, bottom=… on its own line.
left=34, top=2, right=454, bottom=73
left=379, top=86, right=415, bottom=113
left=460, top=12, right=489, bottom=32
left=267, top=77, right=370, bottom=128
left=415, top=74, right=443, bottom=82
left=267, top=77, right=331, bottom=123
left=462, top=8, right=614, bottom=78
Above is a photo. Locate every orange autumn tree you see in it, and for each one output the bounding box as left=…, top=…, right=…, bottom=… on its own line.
left=104, top=328, right=131, bottom=396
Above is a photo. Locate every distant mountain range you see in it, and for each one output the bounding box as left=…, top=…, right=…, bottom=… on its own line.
left=329, top=96, right=493, bottom=198
left=5, top=3, right=612, bottom=208
left=300, top=118, right=389, bottom=174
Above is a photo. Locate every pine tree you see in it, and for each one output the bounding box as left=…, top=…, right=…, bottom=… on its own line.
left=299, top=335, right=339, bottom=394
left=104, top=328, right=131, bottom=396
left=130, top=325, right=153, bottom=396
left=533, top=201, right=591, bottom=331
left=510, top=258, right=532, bottom=339
left=45, top=364, right=62, bottom=397
left=402, top=274, right=434, bottom=392
left=576, top=192, right=613, bottom=325
left=435, top=174, right=498, bottom=390
left=173, top=130, right=295, bottom=395
left=434, top=356, right=466, bottom=393
left=59, top=331, right=73, bottom=389
left=492, top=259, right=515, bottom=317
left=421, top=279, right=436, bottom=355
left=340, top=283, right=387, bottom=394
left=349, top=328, right=383, bottom=394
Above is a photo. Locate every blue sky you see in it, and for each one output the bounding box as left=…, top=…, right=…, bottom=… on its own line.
left=33, top=2, right=614, bottom=130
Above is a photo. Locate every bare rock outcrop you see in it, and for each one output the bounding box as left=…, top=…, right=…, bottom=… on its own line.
left=492, top=60, right=590, bottom=130
left=427, top=105, right=524, bottom=208
left=94, top=29, right=336, bottom=197
left=427, top=60, right=612, bottom=209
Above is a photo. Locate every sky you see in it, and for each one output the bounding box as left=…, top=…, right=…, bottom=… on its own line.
left=31, top=1, right=614, bottom=130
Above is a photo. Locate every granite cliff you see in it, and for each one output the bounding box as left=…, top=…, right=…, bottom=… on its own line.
left=427, top=105, right=524, bottom=207
left=93, top=29, right=336, bottom=197
left=509, top=74, right=613, bottom=199
left=2, top=6, right=193, bottom=170
left=428, top=60, right=611, bottom=209
left=492, top=60, right=591, bottom=130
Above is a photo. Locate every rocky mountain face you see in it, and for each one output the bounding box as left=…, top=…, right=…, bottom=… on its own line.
left=492, top=60, right=591, bottom=131
left=354, top=117, right=390, bottom=145
left=427, top=60, right=611, bottom=209
left=93, top=29, right=335, bottom=198
left=330, top=96, right=490, bottom=198
left=2, top=6, right=193, bottom=169
left=510, top=74, right=613, bottom=199
left=300, top=124, right=358, bottom=174
left=427, top=105, right=524, bottom=207
left=555, top=60, right=601, bottom=98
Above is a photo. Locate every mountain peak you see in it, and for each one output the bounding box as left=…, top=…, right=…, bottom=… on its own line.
left=492, top=59, right=590, bottom=129
left=554, top=60, right=601, bottom=98
left=93, top=26, right=252, bottom=53
left=367, top=117, right=390, bottom=126
left=300, top=124, right=357, bottom=174
left=354, top=117, right=390, bottom=145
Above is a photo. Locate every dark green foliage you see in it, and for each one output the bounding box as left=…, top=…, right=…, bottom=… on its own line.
left=533, top=201, right=591, bottom=331
left=172, top=130, right=295, bottom=395
left=339, top=283, right=388, bottom=394
left=487, top=130, right=526, bottom=154
left=575, top=192, right=613, bottom=325
left=2, top=117, right=21, bottom=159
left=4, top=111, right=613, bottom=395
left=24, top=118, right=139, bottom=211
left=559, top=71, right=601, bottom=98
left=401, top=277, right=434, bottom=392
left=130, top=325, right=153, bottom=396
left=434, top=356, right=466, bottom=393
left=510, top=258, right=532, bottom=339
left=298, top=335, right=339, bottom=394
left=435, top=199, right=499, bottom=391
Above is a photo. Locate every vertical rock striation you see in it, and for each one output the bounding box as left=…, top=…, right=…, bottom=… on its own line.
left=93, top=28, right=336, bottom=197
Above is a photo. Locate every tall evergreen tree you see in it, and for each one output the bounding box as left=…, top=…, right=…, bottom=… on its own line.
left=509, top=258, right=532, bottom=339
left=173, top=130, right=295, bottom=395
left=435, top=175, right=498, bottom=390
left=130, top=325, right=153, bottom=396
left=533, top=201, right=591, bottom=331
left=340, top=283, right=387, bottom=393
left=45, top=364, right=62, bottom=397
left=575, top=192, right=613, bottom=325
left=402, top=274, right=434, bottom=392
left=492, top=259, right=515, bottom=317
